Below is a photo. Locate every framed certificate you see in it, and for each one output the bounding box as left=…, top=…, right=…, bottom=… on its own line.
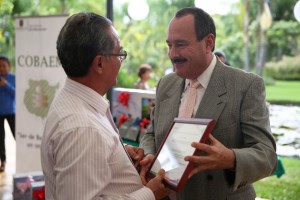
left=146, top=118, right=215, bottom=192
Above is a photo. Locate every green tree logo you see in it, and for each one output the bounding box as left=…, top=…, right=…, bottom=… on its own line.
left=24, top=79, right=59, bottom=118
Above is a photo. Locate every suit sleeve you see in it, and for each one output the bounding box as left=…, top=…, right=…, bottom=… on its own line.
left=231, top=76, right=277, bottom=191
left=139, top=79, right=163, bottom=155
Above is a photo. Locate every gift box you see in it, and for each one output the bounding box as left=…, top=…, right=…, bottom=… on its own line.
left=112, top=88, right=155, bottom=142
left=31, top=181, right=45, bottom=200
left=13, top=175, right=31, bottom=200
left=13, top=171, right=44, bottom=200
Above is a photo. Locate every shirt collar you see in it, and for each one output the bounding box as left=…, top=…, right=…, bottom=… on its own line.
left=64, top=78, right=109, bottom=116
left=184, top=54, right=217, bottom=90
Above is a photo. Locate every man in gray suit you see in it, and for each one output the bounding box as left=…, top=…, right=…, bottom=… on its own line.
left=139, top=7, right=277, bottom=200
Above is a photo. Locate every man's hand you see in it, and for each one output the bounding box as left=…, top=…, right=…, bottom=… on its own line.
left=124, top=145, right=144, bottom=170
left=139, top=154, right=155, bottom=185
left=0, top=77, right=7, bottom=87
left=146, top=169, right=171, bottom=200
left=184, top=134, right=236, bottom=178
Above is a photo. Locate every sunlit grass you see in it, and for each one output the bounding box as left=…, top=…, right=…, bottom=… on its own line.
left=254, top=157, right=300, bottom=200
left=265, top=81, right=300, bottom=104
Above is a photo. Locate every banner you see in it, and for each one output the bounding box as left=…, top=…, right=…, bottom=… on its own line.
left=15, top=15, right=67, bottom=172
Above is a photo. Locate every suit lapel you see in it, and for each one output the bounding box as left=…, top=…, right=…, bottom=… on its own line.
left=195, top=62, right=228, bottom=121
left=156, top=77, right=185, bottom=136
left=166, top=77, right=185, bottom=114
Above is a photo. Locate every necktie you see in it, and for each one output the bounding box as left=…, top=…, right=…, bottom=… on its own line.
left=178, top=79, right=200, bottom=118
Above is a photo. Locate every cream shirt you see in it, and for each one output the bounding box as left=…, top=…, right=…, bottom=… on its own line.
left=181, top=55, right=217, bottom=116
left=41, top=78, right=154, bottom=200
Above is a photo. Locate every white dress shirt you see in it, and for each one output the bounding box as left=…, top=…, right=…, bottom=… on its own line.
left=41, top=78, right=154, bottom=200
left=180, top=55, right=217, bottom=116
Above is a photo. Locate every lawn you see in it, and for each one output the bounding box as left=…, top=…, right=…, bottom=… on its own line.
left=265, top=81, right=300, bottom=104
left=260, top=81, right=300, bottom=199
left=254, top=157, right=300, bottom=200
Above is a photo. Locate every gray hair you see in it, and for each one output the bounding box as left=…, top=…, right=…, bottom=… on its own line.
left=57, top=12, right=115, bottom=77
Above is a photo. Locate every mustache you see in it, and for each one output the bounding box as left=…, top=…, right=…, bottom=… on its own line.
left=171, top=57, right=187, bottom=63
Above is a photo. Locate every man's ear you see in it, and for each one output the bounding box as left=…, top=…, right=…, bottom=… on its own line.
left=92, top=55, right=103, bottom=73
left=205, top=33, right=215, bottom=53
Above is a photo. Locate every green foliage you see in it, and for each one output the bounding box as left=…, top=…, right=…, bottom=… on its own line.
left=267, top=21, right=300, bottom=60
left=215, top=0, right=300, bottom=73
left=1, top=0, right=300, bottom=85
left=114, top=0, right=195, bottom=81
left=265, top=55, right=300, bottom=80
left=215, top=32, right=245, bottom=69
left=116, top=67, right=138, bottom=88
left=0, top=0, right=14, bottom=62
left=0, top=0, right=13, bottom=14
left=254, top=157, right=300, bottom=200
left=270, top=0, right=299, bottom=21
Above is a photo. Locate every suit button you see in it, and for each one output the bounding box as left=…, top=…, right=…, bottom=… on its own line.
left=207, top=175, right=213, bottom=181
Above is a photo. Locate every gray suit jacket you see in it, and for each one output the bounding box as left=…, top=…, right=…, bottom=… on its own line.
left=140, top=61, right=277, bottom=200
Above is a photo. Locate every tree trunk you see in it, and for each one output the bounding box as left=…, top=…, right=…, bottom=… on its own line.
left=255, top=2, right=261, bottom=71
left=60, top=0, right=67, bottom=14
left=256, top=0, right=269, bottom=77
left=257, top=30, right=268, bottom=76
left=243, top=0, right=250, bottom=72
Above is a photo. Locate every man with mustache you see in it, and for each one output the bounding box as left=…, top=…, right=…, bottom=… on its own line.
left=139, top=7, right=277, bottom=200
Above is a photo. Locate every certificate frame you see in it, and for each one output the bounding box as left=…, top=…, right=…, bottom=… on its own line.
left=146, top=118, right=215, bottom=192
